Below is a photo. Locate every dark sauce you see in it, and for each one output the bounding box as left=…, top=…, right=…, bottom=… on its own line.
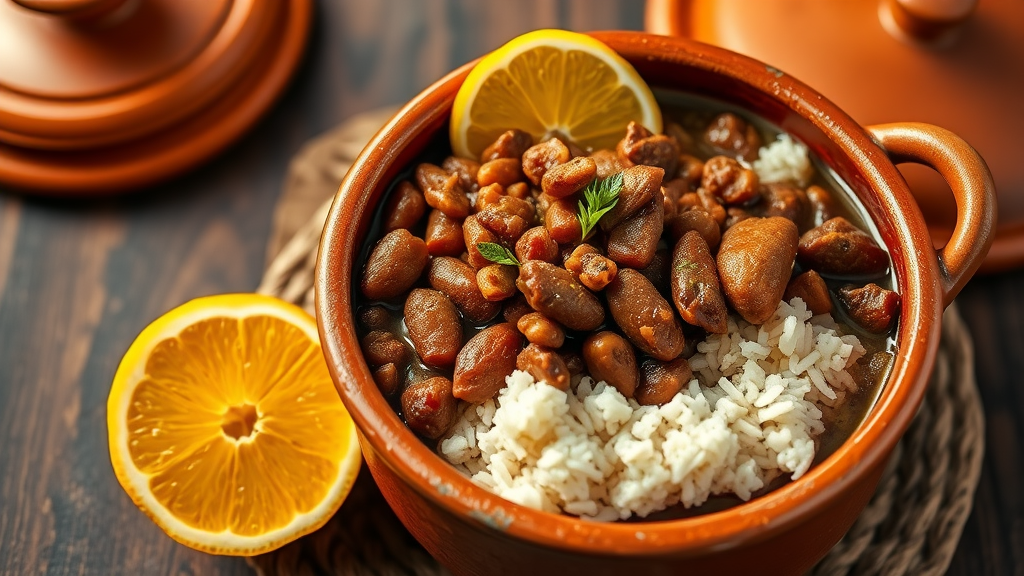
left=353, top=91, right=898, bottom=520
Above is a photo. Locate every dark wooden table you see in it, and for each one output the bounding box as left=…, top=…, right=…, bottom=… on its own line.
left=0, top=1, right=1020, bottom=574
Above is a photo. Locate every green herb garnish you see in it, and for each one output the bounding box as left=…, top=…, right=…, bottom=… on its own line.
left=675, top=260, right=698, bottom=272
left=476, top=242, right=521, bottom=266
left=577, top=173, right=624, bottom=241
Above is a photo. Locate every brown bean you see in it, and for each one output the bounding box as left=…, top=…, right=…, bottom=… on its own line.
left=383, top=181, right=427, bottom=232
left=517, top=312, right=565, bottom=348
left=522, top=139, right=570, bottom=185
left=662, top=178, right=686, bottom=217
left=462, top=215, right=500, bottom=269
left=361, top=330, right=407, bottom=367
left=481, top=129, right=533, bottom=162
left=672, top=231, right=728, bottom=333
left=838, top=283, right=900, bottom=333
left=405, top=289, right=462, bottom=367
left=358, top=305, right=390, bottom=330
left=477, top=264, right=519, bottom=301
left=542, top=157, right=597, bottom=198
left=428, top=256, right=501, bottom=322
left=402, top=376, right=458, bottom=439
left=606, top=269, right=685, bottom=361
left=676, top=154, right=704, bottom=187
left=453, top=323, right=523, bottom=402
left=474, top=183, right=505, bottom=212
left=678, top=191, right=702, bottom=212
left=725, top=206, right=755, bottom=230
left=696, top=188, right=727, bottom=226
left=807, top=185, right=839, bottom=226
left=500, top=195, right=536, bottom=221
left=798, top=217, right=889, bottom=277
left=516, top=261, right=605, bottom=331
left=425, top=209, right=465, bottom=257
left=579, top=252, right=618, bottom=291
left=617, top=121, right=679, bottom=175
left=701, top=156, right=759, bottom=205
left=582, top=331, right=639, bottom=398
left=478, top=158, right=524, bottom=188
left=564, top=244, right=600, bottom=280
left=361, top=229, right=429, bottom=300
left=637, top=358, right=692, bottom=406
left=516, top=344, right=570, bottom=390
left=600, top=165, right=664, bottom=231
left=784, top=270, right=833, bottom=315
left=506, top=182, right=530, bottom=199
left=590, top=148, right=625, bottom=179
left=544, top=195, right=583, bottom=244
left=373, top=363, right=400, bottom=396
left=606, top=197, right=664, bottom=269
left=476, top=209, right=530, bottom=245
left=637, top=248, right=672, bottom=296
left=442, top=156, right=481, bottom=193
left=762, top=183, right=810, bottom=230
left=502, top=294, right=533, bottom=326
left=665, top=121, right=695, bottom=153
left=515, top=226, right=559, bottom=263
left=703, top=112, right=762, bottom=161
left=667, top=208, right=721, bottom=251
left=561, top=351, right=586, bottom=379
left=416, top=163, right=470, bottom=219
left=717, top=217, right=799, bottom=325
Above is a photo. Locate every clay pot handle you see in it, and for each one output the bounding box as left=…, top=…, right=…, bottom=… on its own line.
left=867, top=122, right=997, bottom=307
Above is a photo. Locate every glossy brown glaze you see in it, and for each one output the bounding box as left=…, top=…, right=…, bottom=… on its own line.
left=315, top=31, right=995, bottom=576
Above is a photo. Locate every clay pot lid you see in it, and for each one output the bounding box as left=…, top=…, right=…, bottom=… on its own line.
left=646, top=0, right=1024, bottom=273
left=0, top=0, right=311, bottom=195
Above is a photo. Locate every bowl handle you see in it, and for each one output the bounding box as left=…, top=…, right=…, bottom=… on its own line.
left=866, top=122, right=997, bottom=307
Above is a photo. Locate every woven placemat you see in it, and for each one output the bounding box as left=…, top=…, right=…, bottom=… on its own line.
left=249, top=109, right=985, bottom=576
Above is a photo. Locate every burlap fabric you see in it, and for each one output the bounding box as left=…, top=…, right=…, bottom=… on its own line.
left=249, top=110, right=984, bottom=576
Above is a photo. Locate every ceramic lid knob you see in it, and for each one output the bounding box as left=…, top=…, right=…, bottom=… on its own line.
left=0, top=0, right=311, bottom=195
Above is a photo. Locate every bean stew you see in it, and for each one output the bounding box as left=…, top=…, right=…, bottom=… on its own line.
left=352, top=93, right=899, bottom=517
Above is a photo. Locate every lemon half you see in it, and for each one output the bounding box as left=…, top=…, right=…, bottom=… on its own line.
left=451, top=29, right=662, bottom=160
left=108, top=294, right=361, bottom=556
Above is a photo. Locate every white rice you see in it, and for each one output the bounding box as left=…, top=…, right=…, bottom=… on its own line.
left=439, top=297, right=865, bottom=521
left=753, top=133, right=813, bottom=187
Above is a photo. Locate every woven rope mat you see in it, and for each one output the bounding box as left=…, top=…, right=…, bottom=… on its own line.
left=249, top=109, right=985, bottom=576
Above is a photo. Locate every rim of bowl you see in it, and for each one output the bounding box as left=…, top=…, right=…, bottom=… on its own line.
left=316, top=31, right=943, bottom=556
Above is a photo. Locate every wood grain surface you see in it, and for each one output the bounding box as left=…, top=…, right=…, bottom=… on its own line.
left=0, top=1, right=1019, bottom=574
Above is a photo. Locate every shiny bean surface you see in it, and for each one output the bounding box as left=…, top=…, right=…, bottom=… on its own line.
left=453, top=323, right=522, bottom=402
left=405, top=289, right=462, bottom=367
left=717, top=217, right=798, bottom=325
left=606, top=269, right=685, bottom=361
left=361, top=229, right=429, bottom=300
left=402, top=376, right=458, bottom=439
left=516, top=261, right=605, bottom=331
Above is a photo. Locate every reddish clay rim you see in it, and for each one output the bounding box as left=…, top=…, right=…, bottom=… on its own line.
left=0, top=0, right=310, bottom=196
left=316, top=32, right=942, bottom=555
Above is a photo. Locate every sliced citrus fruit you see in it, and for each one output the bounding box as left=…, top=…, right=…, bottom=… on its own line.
left=450, top=29, right=661, bottom=160
left=107, top=294, right=360, bottom=556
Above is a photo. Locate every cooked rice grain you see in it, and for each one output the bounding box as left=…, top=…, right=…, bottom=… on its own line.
left=439, top=298, right=866, bottom=521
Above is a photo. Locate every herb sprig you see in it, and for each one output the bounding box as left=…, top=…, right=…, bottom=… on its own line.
left=577, top=173, right=623, bottom=241
left=476, top=242, right=521, bottom=266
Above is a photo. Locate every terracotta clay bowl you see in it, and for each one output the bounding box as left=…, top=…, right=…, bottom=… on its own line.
left=315, top=31, right=995, bottom=576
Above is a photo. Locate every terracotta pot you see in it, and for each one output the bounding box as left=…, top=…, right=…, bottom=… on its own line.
left=315, top=32, right=995, bottom=576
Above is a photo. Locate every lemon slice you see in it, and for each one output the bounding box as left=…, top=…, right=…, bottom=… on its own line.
left=451, top=29, right=661, bottom=160
left=107, top=294, right=361, bottom=556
